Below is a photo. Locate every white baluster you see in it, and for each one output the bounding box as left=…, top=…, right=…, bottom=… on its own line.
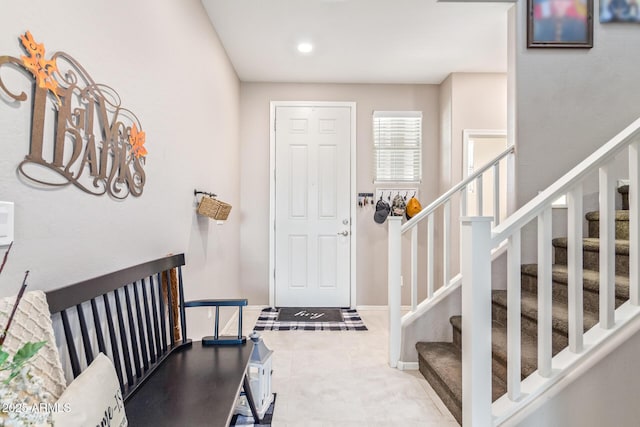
left=387, top=216, right=402, bottom=368
left=461, top=187, right=468, bottom=217
left=538, top=207, right=553, bottom=377
left=506, top=147, right=517, bottom=216
left=494, top=162, right=501, bottom=226
left=568, top=185, right=584, bottom=351
left=600, top=165, right=615, bottom=329
left=476, top=175, right=484, bottom=216
left=411, top=226, right=418, bottom=312
left=460, top=188, right=468, bottom=278
left=427, top=213, right=435, bottom=298
left=507, top=229, right=521, bottom=400
left=630, top=140, right=640, bottom=306
left=444, top=200, right=451, bottom=287
left=461, top=216, right=493, bottom=427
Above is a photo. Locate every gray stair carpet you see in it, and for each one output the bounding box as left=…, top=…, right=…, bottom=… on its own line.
left=416, top=200, right=631, bottom=425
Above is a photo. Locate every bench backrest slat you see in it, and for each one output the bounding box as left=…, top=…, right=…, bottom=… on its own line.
left=103, top=293, right=124, bottom=391
left=178, top=267, right=187, bottom=345
left=149, top=275, right=162, bottom=359
left=114, top=288, right=135, bottom=386
left=76, top=303, right=94, bottom=366
left=132, top=282, right=150, bottom=371
left=90, top=298, right=107, bottom=355
left=123, top=285, right=142, bottom=379
left=61, top=309, right=81, bottom=378
left=157, top=272, right=168, bottom=353
left=140, top=279, right=156, bottom=365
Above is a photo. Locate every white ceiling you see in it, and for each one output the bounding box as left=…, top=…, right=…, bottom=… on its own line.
left=201, top=0, right=512, bottom=85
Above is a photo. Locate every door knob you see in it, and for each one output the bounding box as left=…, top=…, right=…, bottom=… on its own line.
left=337, top=230, right=349, bottom=236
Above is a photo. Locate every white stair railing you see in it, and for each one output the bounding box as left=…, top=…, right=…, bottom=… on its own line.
left=465, top=117, right=640, bottom=425
left=387, top=145, right=515, bottom=368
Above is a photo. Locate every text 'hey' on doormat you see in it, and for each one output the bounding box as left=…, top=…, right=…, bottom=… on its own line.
left=253, top=308, right=367, bottom=331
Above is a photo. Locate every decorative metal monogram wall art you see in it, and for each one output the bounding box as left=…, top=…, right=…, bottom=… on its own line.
left=0, top=31, right=148, bottom=198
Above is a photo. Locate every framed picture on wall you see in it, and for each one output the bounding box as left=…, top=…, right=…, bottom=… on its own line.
left=527, top=0, right=594, bottom=48
left=601, top=0, right=640, bottom=22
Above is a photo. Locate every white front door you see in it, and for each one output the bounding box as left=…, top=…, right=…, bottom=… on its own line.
left=274, top=105, right=352, bottom=307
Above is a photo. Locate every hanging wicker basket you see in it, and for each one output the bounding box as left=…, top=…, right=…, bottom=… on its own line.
left=197, top=196, right=232, bottom=220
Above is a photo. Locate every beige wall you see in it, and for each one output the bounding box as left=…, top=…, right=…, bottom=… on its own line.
left=0, top=0, right=241, bottom=339
left=439, top=73, right=508, bottom=279
left=439, top=76, right=453, bottom=195
left=239, top=83, right=439, bottom=306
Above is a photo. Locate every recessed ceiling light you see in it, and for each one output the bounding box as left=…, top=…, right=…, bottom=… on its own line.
left=297, top=42, right=314, bottom=54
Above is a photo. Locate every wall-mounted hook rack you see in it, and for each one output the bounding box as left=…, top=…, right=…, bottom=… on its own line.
left=194, top=189, right=217, bottom=198
left=375, top=188, right=419, bottom=204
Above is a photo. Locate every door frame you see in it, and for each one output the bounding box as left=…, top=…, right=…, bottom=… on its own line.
left=462, top=128, right=510, bottom=221
left=268, top=101, right=357, bottom=308
left=462, top=129, right=508, bottom=181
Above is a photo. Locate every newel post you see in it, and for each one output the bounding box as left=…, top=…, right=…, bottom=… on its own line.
left=461, top=216, right=493, bottom=426
left=388, top=216, right=402, bottom=368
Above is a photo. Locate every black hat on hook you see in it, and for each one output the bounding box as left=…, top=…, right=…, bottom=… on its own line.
left=373, top=197, right=391, bottom=224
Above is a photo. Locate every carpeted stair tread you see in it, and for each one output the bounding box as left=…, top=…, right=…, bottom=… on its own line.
left=585, top=210, right=629, bottom=221
left=553, top=237, right=629, bottom=275
left=521, top=264, right=629, bottom=300
left=416, top=341, right=507, bottom=423
left=552, top=237, right=629, bottom=254
left=450, top=316, right=538, bottom=379
left=492, top=290, right=599, bottom=335
left=585, top=210, right=629, bottom=239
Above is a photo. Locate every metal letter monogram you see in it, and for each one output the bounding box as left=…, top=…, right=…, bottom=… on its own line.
left=0, top=31, right=147, bottom=199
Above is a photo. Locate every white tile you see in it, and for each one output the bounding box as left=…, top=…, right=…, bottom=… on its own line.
left=241, top=308, right=458, bottom=427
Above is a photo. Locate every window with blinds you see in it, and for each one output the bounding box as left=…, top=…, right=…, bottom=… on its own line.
left=373, top=111, right=422, bottom=183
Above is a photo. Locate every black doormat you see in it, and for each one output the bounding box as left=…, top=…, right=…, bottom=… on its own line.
left=230, top=394, right=276, bottom=426
left=254, top=308, right=367, bottom=331
left=277, top=307, right=344, bottom=322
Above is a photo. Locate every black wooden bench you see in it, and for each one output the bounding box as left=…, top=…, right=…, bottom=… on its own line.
left=45, top=253, right=257, bottom=427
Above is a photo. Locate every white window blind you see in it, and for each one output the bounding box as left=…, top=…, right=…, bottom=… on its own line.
left=373, top=111, right=422, bottom=183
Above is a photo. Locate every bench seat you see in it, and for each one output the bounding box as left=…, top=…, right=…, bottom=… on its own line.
left=126, top=341, right=253, bottom=427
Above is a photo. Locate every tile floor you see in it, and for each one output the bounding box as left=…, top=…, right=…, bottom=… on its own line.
left=230, top=308, right=459, bottom=427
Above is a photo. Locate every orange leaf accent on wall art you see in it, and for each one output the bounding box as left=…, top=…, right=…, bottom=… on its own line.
left=129, top=124, right=148, bottom=158
left=19, top=31, right=60, bottom=104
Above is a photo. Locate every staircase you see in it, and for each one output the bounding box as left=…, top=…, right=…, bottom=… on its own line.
left=415, top=186, right=630, bottom=424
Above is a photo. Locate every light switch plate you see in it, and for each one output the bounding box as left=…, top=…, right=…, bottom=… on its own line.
left=0, top=202, right=14, bottom=246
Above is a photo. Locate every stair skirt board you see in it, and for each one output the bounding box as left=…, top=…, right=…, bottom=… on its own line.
left=415, top=202, right=633, bottom=424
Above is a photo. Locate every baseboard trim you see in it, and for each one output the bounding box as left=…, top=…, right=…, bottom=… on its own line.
left=356, top=305, right=412, bottom=311
left=356, top=305, right=387, bottom=311
left=246, top=305, right=271, bottom=310
left=221, top=309, right=240, bottom=335
left=397, top=361, right=419, bottom=371
left=221, top=305, right=271, bottom=335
